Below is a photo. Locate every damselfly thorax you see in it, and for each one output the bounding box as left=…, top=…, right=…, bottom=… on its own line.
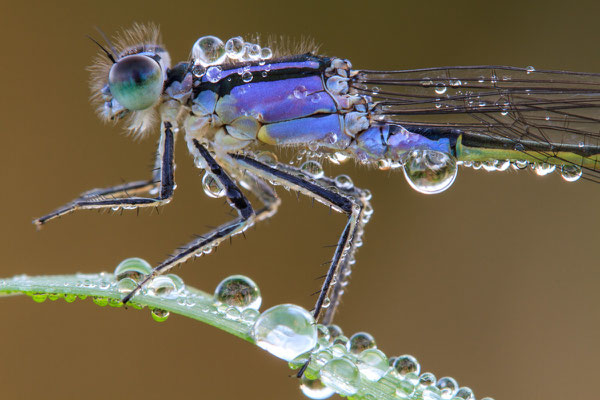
left=35, top=24, right=600, bottom=325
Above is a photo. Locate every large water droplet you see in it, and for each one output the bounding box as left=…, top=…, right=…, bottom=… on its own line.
left=455, top=387, right=475, bottom=400
left=225, top=36, right=245, bottom=59
left=300, top=160, right=324, bottom=179
left=205, top=66, right=223, bottom=83
left=402, top=150, right=457, bottom=194
left=192, top=36, right=226, bottom=66
left=114, top=258, right=152, bottom=282
left=300, top=376, right=336, bottom=399
left=419, top=372, right=437, bottom=389
left=202, top=171, right=226, bottom=198
left=347, top=332, right=376, bottom=354
left=251, top=304, right=317, bottom=361
left=214, top=275, right=261, bottom=311
left=560, top=164, right=582, bottom=182
left=320, top=358, right=361, bottom=396
left=357, top=349, right=388, bottom=381
left=151, top=308, right=170, bottom=322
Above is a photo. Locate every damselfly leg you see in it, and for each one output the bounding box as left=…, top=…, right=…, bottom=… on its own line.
left=231, top=154, right=371, bottom=325
left=33, top=122, right=176, bottom=226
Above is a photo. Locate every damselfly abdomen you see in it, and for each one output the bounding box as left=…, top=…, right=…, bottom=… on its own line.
left=34, top=24, right=600, bottom=324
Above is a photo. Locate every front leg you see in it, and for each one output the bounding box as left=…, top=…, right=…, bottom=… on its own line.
left=33, top=122, right=176, bottom=226
left=122, top=140, right=256, bottom=304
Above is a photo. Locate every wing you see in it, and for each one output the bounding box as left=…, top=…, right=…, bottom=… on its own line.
left=352, top=65, right=600, bottom=182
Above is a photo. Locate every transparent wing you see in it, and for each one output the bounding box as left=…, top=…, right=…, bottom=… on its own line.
left=353, top=65, right=600, bottom=182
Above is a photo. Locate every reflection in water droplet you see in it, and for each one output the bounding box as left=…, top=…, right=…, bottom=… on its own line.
left=436, top=376, right=459, bottom=399
left=147, top=276, right=178, bottom=299
left=251, top=304, right=317, bottom=361
left=561, top=164, right=582, bottom=182
left=151, top=308, right=170, bottom=322
left=214, top=275, right=262, bottom=310
left=357, top=349, right=388, bottom=381
left=300, top=376, right=336, bottom=399
left=202, top=171, right=226, bottom=198
left=455, top=387, right=475, bottom=400
left=393, top=354, right=420, bottom=376
left=320, top=358, right=361, bottom=396
left=347, top=332, right=376, bottom=354
left=114, top=258, right=152, bottom=282
left=206, top=66, right=223, bottom=83
left=334, top=175, right=354, bottom=190
left=242, top=70, right=253, bottom=83
left=300, top=160, right=324, bottom=179
left=192, top=36, right=226, bottom=66
left=225, top=36, right=245, bottom=59
left=434, top=83, right=447, bottom=94
left=419, top=372, right=437, bottom=389
left=402, top=150, right=457, bottom=194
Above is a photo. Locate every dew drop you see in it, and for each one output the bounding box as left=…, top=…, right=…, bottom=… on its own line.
left=202, top=171, right=226, bottom=198
left=334, top=175, right=354, bottom=190
left=214, top=275, right=261, bottom=311
left=191, top=64, right=205, bottom=78
left=393, top=354, right=420, bottom=377
left=434, top=83, right=447, bottom=94
left=402, top=150, right=458, bottom=194
left=418, top=372, right=437, bottom=389
left=192, top=36, right=226, bottom=66
left=347, top=332, right=376, bottom=354
left=526, top=65, right=536, bottom=74
left=151, top=308, right=170, bottom=322
left=320, top=358, right=361, bottom=396
left=242, top=70, right=253, bottom=83
left=357, top=348, right=388, bottom=381
left=251, top=304, right=317, bottom=361
left=300, top=160, right=324, bottom=179
left=534, top=162, right=556, bottom=176
left=117, top=278, right=138, bottom=294
left=206, top=66, right=223, bottom=83
left=241, top=308, right=260, bottom=323
left=260, top=47, right=273, bottom=60
left=423, top=386, right=443, bottom=400
left=225, top=36, right=245, bottom=59
left=165, top=273, right=185, bottom=292
left=147, top=276, right=178, bottom=299
left=561, top=164, right=582, bottom=182
left=114, top=258, right=152, bottom=282
left=293, top=85, right=308, bottom=99
left=420, top=78, right=433, bottom=87
left=436, top=377, right=459, bottom=399
left=455, top=387, right=475, bottom=400
left=300, top=376, right=336, bottom=399
left=93, top=296, right=109, bottom=307
left=32, top=293, right=47, bottom=303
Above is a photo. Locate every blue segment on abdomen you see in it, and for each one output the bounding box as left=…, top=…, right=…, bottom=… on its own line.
left=258, top=114, right=349, bottom=149
left=216, top=75, right=336, bottom=124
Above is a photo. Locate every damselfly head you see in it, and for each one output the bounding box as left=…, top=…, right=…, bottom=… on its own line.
left=89, top=23, right=171, bottom=138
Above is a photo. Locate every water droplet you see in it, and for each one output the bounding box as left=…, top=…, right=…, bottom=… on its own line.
left=526, top=65, right=536, bottom=74
left=357, top=348, right=388, bottom=381
left=534, top=163, right=556, bottom=176
left=260, top=47, right=273, bottom=60
left=561, top=164, right=582, bottom=182
left=93, top=296, right=109, bottom=307
left=332, top=175, right=353, bottom=190
left=255, top=151, right=278, bottom=167
left=293, top=85, right=308, bottom=99
left=300, top=160, right=324, bottom=179
left=393, top=354, right=420, bottom=376
left=420, top=78, right=433, bottom=87
left=434, top=83, right=447, bottom=95
left=455, top=387, right=475, bottom=400
left=251, top=304, right=317, bottom=361
left=64, top=294, right=77, bottom=303
left=347, top=332, right=376, bottom=354
left=191, top=64, right=205, bottom=78
left=402, top=150, right=458, bottom=194
left=117, top=278, right=138, bottom=294
left=423, top=386, right=442, bottom=400
left=192, top=36, right=226, bottom=66
left=242, top=70, right=253, bottom=83
left=214, top=275, right=261, bottom=311
left=449, top=79, right=462, bottom=87
left=151, top=308, right=170, bottom=322
left=311, top=92, right=322, bottom=103
left=436, top=377, right=459, bottom=399
left=300, top=376, right=336, bottom=399
left=147, top=276, right=178, bottom=299
left=114, top=258, right=152, bottom=282
left=202, top=171, right=226, bottom=198
left=320, top=358, right=361, bottom=396
left=206, top=66, right=223, bottom=83
left=165, top=274, right=185, bottom=291
left=225, top=36, right=245, bottom=59
left=419, top=372, right=437, bottom=389
left=32, top=293, right=47, bottom=303
left=241, top=308, right=260, bottom=323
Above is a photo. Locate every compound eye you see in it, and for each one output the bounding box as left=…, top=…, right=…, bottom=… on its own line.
left=108, top=55, right=163, bottom=110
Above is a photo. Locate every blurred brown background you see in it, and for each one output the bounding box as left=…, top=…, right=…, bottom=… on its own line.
left=2, top=1, right=599, bottom=399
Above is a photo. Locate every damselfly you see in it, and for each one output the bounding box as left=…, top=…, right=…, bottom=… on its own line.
left=33, top=24, right=600, bottom=325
